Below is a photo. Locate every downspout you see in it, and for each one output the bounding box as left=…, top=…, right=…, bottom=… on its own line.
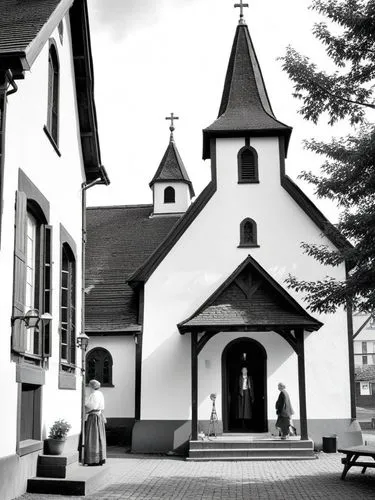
left=0, top=70, right=18, bottom=248
left=79, top=174, right=108, bottom=462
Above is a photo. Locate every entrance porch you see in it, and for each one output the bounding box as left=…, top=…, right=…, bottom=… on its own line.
left=178, top=255, right=323, bottom=452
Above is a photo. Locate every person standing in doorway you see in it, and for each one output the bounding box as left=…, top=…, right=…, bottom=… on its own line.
left=275, top=382, right=294, bottom=439
left=237, top=367, right=255, bottom=424
left=84, top=379, right=107, bottom=465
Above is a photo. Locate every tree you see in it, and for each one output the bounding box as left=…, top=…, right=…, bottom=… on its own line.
left=280, top=0, right=375, bottom=314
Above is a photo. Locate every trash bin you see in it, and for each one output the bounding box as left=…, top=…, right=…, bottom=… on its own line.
left=322, top=435, right=337, bottom=453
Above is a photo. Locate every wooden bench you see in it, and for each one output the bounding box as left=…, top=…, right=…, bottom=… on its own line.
left=338, top=445, right=375, bottom=480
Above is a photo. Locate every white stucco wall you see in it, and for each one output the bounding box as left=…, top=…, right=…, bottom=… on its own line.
left=140, top=136, right=350, bottom=423
left=85, top=337, right=135, bottom=418
left=153, top=181, right=191, bottom=214
left=0, top=16, right=85, bottom=458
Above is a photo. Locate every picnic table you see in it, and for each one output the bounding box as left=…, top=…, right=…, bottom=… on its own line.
left=338, top=445, right=375, bottom=480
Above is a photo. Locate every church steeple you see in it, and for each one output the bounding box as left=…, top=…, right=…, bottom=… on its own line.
left=203, top=14, right=292, bottom=159
left=150, top=115, right=194, bottom=215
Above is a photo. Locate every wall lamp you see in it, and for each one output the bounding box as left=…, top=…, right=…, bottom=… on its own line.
left=11, top=308, right=52, bottom=330
left=76, top=332, right=90, bottom=351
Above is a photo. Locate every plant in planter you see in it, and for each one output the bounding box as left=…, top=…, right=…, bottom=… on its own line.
left=46, top=419, right=72, bottom=455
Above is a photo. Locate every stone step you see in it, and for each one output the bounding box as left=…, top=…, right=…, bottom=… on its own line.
left=186, top=455, right=317, bottom=462
left=37, top=452, right=79, bottom=478
left=190, top=439, right=313, bottom=450
left=27, top=462, right=108, bottom=496
left=189, top=447, right=314, bottom=459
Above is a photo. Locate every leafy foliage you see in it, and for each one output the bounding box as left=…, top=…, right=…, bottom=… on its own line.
left=48, top=419, right=71, bottom=440
left=280, top=0, right=375, bottom=314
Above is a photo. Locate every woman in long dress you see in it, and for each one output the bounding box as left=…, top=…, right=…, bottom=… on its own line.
left=275, top=382, right=294, bottom=439
left=237, top=367, right=255, bottom=421
left=84, top=379, right=107, bottom=465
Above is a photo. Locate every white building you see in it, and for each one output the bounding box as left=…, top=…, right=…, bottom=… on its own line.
left=0, top=2, right=108, bottom=499
left=85, top=11, right=359, bottom=453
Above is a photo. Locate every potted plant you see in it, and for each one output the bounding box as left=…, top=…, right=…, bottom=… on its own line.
left=46, top=419, right=71, bottom=455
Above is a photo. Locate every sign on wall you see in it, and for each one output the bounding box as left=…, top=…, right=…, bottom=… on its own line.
left=360, top=382, right=371, bottom=396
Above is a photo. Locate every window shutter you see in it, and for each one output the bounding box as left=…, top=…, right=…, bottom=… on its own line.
left=42, top=225, right=52, bottom=357
left=240, top=150, right=256, bottom=181
left=12, top=191, right=27, bottom=353
left=69, top=261, right=76, bottom=365
left=47, top=55, right=54, bottom=132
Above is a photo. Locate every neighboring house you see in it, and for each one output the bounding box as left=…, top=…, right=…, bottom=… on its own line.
left=85, top=13, right=357, bottom=453
left=353, top=314, right=375, bottom=368
left=0, top=1, right=108, bottom=499
left=355, top=365, right=375, bottom=409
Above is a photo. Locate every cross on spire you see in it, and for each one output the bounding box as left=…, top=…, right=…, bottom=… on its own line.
left=166, top=112, right=179, bottom=142
left=234, top=0, right=249, bottom=24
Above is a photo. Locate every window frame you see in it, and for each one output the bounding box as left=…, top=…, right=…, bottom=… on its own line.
left=164, top=186, right=176, bottom=204
left=237, top=146, right=259, bottom=184
left=44, top=39, right=61, bottom=155
left=86, top=347, right=114, bottom=387
left=238, top=218, right=259, bottom=248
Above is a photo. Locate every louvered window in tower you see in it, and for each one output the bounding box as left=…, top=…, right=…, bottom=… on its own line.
left=238, top=147, right=258, bottom=183
left=164, top=186, right=175, bottom=203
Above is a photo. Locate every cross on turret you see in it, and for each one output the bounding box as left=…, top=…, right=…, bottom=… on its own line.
left=234, top=0, right=249, bottom=24
left=166, top=112, right=179, bottom=141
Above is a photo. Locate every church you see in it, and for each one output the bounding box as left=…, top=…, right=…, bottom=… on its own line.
left=85, top=5, right=359, bottom=455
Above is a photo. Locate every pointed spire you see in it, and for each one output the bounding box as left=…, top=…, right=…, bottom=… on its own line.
left=149, top=116, right=195, bottom=197
left=203, top=20, right=292, bottom=159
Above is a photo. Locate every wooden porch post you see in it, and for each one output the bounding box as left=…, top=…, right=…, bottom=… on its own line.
left=191, top=331, right=198, bottom=440
left=296, top=328, right=308, bottom=440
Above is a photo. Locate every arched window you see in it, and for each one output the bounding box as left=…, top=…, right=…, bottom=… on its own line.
left=239, top=218, right=258, bottom=247
left=60, top=243, right=76, bottom=366
left=164, top=186, right=175, bottom=204
left=238, top=146, right=258, bottom=183
left=86, top=347, right=113, bottom=387
left=46, top=41, right=60, bottom=146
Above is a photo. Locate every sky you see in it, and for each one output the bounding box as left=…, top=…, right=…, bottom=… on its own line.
left=85, top=0, right=351, bottom=219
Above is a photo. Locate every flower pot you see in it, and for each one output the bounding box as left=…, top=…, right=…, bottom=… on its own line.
left=46, top=438, right=66, bottom=455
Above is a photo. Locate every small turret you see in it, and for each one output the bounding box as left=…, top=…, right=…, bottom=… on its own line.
left=150, top=114, right=194, bottom=215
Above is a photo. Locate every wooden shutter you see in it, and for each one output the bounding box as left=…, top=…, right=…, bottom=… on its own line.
left=12, top=191, right=27, bottom=353
left=240, top=150, right=257, bottom=182
left=47, top=53, right=54, bottom=133
left=42, top=225, right=52, bottom=357
left=69, top=259, right=76, bottom=365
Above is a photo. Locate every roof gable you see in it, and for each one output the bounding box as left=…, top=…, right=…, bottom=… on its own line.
left=149, top=139, right=195, bottom=197
left=203, top=23, right=292, bottom=159
left=178, top=255, right=322, bottom=333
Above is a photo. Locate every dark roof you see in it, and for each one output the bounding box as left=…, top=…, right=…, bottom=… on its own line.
left=178, top=255, right=322, bottom=333
left=150, top=138, right=195, bottom=197
left=85, top=205, right=180, bottom=332
left=355, top=365, right=375, bottom=382
left=0, top=0, right=108, bottom=185
left=203, top=23, right=292, bottom=160
left=0, top=0, right=72, bottom=70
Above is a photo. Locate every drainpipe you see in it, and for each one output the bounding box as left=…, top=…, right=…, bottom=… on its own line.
left=0, top=70, right=18, bottom=247
left=79, top=174, right=109, bottom=462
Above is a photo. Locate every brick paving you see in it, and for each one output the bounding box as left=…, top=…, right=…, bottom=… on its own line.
left=18, top=452, right=375, bottom=500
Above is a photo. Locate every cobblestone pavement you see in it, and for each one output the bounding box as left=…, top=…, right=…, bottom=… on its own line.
left=19, top=452, right=375, bottom=500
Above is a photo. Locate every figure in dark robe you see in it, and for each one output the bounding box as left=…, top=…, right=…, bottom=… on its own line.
left=275, top=382, right=294, bottom=439
left=237, top=367, right=255, bottom=420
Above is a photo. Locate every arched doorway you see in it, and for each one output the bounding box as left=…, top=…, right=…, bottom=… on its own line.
left=222, top=338, right=267, bottom=432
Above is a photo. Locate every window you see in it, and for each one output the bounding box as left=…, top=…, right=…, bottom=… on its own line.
left=12, top=191, right=52, bottom=359
left=60, top=244, right=76, bottom=367
left=238, top=146, right=258, bottom=183
left=164, top=186, right=175, bottom=204
left=239, top=218, right=258, bottom=247
left=86, top=348, right=113, bottom=387
left=46, top=41, right=60, bottom=146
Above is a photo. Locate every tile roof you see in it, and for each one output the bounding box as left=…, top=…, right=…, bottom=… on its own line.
left=203, top=23, right=291, bottom=159
left=179, top=255, right=322, bottom=332
left=149, top=138, right=195, bottom=197
left=0, top=0, right=68, bottom=55
left=355, top=365, right=375, bottom=382
left=85, top=205, right=179, bottom=332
